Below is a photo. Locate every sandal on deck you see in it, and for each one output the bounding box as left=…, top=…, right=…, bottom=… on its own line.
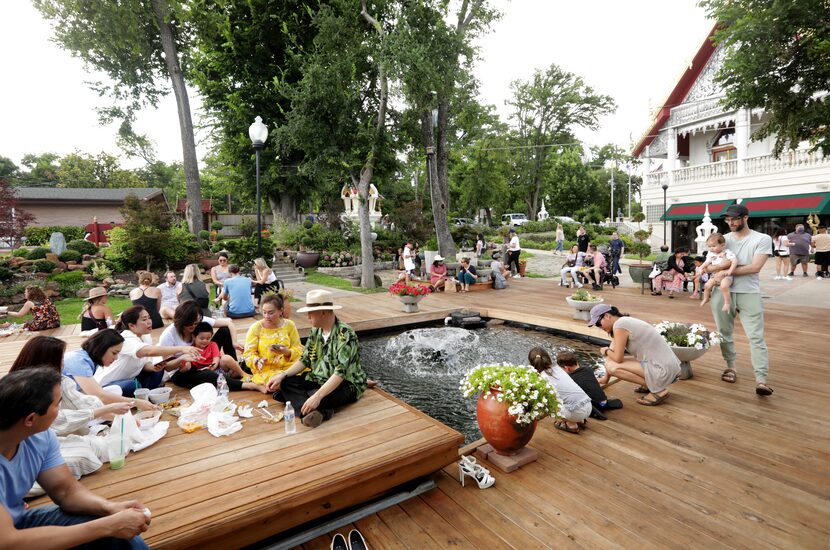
left=634, top=385, right=650, bottom=394
left=637, top=393, right=670, bottom=406
left=555, top=420, right=580, bottom=434
left=755, top=383, right=774, bottom=396
left=721, top=369, right=737, bottom=383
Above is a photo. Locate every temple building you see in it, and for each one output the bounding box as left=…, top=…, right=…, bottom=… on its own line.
left=632, top=25, right=830, bottom=250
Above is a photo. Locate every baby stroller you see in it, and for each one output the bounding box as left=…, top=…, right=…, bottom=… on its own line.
left=596, top=245, right=619, bottom=288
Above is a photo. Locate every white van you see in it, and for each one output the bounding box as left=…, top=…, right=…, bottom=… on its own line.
left=501, top=213, right=529, bottom=226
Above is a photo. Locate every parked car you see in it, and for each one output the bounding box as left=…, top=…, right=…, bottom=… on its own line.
left=501, top=213, right=529, bottom=226
left=554, top=216, right=578, bottom=224
left=452, top=217, right=475, bottom=226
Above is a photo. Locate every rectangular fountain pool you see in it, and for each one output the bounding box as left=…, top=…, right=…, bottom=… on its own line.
left=359, top=323, right=604, bottom=444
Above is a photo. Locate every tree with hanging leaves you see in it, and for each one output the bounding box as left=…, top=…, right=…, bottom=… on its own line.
left=0, top=178, right=35, bottom=249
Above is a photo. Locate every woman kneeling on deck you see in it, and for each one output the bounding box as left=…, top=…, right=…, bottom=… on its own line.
left=265, top=289, right=367, bottom=429
left=589, top=304, right=681, bottom=406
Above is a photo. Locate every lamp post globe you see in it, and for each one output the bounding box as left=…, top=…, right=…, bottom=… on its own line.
left=661, top=182, right=669, bottom=248
left=249, top=116, right=269, bottom=259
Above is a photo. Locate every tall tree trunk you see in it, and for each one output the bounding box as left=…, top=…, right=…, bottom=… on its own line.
left=268, top=194, right=297, bottom=226
left=423, top=109, right=455, bottom=257
left=151, top=0, right=202, bottom=235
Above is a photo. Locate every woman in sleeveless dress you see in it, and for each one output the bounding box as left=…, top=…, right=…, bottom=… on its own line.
left=253, top=257, right=280, bottom=307
left=179, top=263, right=212, bottom=317
left=1, top=285, right=60, bottom=331
left=79, top=287, right=112, bottom=331
left=129, top=271, right=164, bottom=329
left=210, top=252, right=231, bottom=304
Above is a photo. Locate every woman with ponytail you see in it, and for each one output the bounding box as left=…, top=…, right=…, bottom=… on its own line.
left=528, top=347, right=592, bottom=434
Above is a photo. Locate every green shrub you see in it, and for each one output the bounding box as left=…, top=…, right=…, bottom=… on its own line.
left=0, top=279, right=45, bottom=299
left=89, top=261, right=113, bottom=281
left=0, top=267, right=14, bottom=282
left=237, top=217, right=257, bottom=236
left=198, top=230, right=211, bottom=240
left=24, top=226, right=85, bottom=246
left=49, top=270, right=87, bottom=296
left=27, top=247, right=51, bottom=260
left=302, top=219, right=314, bottom=230
left=59, top=249, right=83, bottom=263
left=33, top=260, right=56, bottom=273
left=210, top=220, right=224, bottom=231
left=66, top=239, right=98, bottom=256
left=222, top=236, right=274, bottom=265
left=12, top=248, right=29, bottom=257
left=214, top=234, right=224, bottom=241
left=107, top=221, right=198, bottom=271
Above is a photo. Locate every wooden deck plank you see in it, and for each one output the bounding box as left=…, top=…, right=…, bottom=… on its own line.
left=4, top=277, right=829, bottom=548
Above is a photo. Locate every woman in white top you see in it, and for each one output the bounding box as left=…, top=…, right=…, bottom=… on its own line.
left=93, top=305, right=200, bottom=394
left=529, top=347, right=592, bottom=434
left=772, top=228, right=791, bottom=280
left=590, top=304, right=680, bottom=406
left=253, top=257, right=280, bottom=308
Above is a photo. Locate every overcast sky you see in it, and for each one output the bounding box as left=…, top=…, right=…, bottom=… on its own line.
left=0, top=1, right=713, bottom=169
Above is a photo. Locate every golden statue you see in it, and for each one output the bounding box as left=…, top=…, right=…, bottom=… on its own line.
left=807, top=212, right=820, bottom=234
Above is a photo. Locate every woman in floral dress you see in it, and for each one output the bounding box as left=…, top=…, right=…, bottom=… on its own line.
left=1, top=285, right=60, bottom=331
left=242, top=293, right=303, bottom=385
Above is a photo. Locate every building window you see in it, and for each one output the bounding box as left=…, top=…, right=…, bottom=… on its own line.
left=646, top=204, right=664, bottom=224
left=712, top=147, right=737, bottom=162
left=711, top=127, right=736, bottom=162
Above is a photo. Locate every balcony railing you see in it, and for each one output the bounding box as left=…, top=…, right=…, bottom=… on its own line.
left=645, top=150, right=829, bottom=186
left=667, top=96, right=727, bottom=127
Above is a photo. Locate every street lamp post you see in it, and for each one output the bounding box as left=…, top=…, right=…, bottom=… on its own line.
left=661, top=182, right=669, bottom=248
left=248, top=116, right=269, bottom=259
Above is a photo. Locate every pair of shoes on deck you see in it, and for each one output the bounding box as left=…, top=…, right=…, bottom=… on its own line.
left=331, top=529, right=368, bottom=550
left=459, top=455, right=495, bottom=489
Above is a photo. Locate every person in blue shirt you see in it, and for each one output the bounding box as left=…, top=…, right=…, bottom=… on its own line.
left=608, top=232, right=625, bottom=275
left=220, top=264, right=256, bottom=319
left=0, top=367, right=150, bottom=548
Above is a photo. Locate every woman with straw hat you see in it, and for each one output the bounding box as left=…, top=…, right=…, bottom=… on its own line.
left=79, top=287, right=112, bottom=332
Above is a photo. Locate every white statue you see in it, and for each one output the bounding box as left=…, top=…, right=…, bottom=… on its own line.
left=538, top=199, right=549, bottom=221
left=369, top=183, right=379, bottom=213
left=341, top=184, right=353, bottom=212
left=694, top=204, right=718, bottom=255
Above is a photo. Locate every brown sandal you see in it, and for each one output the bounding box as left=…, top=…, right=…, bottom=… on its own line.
left=755, top=383, right=774, bottom=396
left=721, top=369, right=737, bottom=383
left=637, top=393, right=669, bottom=406
left=554, top=420, right=580, bottom=434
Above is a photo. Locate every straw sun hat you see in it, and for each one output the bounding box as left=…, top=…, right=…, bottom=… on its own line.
left=84, top=287, right=108, bottom=301
left=296, top=289, right=343, bottom=313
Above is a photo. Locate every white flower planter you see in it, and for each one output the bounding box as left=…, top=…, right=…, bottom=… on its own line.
left=669, top=345, right=709, bottom=380
left=396, top=294, right=425, bottom=313
left=564, top=297, right=603, bottom=321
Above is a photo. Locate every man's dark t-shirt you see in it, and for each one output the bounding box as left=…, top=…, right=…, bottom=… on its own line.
left=567, top=365, right=607, bottom=405
left=577, top=234, right=590, bottom=253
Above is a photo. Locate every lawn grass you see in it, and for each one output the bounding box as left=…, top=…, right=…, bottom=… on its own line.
left=5, top=296, right=133, bottom=325
left=304, top=270, right=387, bottom=294
left=523, top=272, right=550, bottom=278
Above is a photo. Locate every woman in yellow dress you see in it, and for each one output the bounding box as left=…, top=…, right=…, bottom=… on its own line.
left=243, top=293, right=303, bottom=385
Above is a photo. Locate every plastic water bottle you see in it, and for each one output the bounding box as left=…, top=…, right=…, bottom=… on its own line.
left=284, top=401, right=296, bottom=434
left=216, top=371, right=229, bottom=399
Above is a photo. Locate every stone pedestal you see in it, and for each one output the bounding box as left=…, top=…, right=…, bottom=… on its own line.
left=474, top=443, right=538, bottom=473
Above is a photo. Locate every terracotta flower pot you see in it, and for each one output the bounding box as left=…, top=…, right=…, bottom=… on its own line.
left=476, top=388, right=538, bottom=455
left=295, top=251, right=320, bottom=268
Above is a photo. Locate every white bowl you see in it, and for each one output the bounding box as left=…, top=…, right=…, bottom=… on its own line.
left=135, top=410, right=162, bottom=430
left=148, top=387, right=172, bottom=404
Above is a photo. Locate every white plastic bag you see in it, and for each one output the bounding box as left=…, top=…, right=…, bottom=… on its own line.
left=207, top=410, right=242, bottom=437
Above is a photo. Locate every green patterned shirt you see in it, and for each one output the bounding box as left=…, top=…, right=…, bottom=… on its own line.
left=300, top=317, right=367, bottom=398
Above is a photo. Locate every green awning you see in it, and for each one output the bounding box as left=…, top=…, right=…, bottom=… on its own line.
left=739, top=192, right=830, bottom=217
left=661, top=200, right=736, bottom=221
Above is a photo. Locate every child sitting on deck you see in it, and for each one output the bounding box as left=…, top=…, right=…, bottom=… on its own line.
left=529, top=347, right=592, bottom=434
left=187, top=322, right=246, bottom=380
left=556, top=350, right=622, bottom=420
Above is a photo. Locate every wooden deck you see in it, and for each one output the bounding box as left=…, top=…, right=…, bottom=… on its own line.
left=4, top=278, right=830, bottom=548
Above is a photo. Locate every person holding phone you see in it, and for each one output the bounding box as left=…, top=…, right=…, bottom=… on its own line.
left=242, top=294, right=303, bottom=385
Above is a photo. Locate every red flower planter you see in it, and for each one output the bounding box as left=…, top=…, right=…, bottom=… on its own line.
left=476, top=388, right=538, bottom=455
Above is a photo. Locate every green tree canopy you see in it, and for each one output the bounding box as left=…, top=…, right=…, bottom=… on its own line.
left=700, top=0, right=830, bottom=155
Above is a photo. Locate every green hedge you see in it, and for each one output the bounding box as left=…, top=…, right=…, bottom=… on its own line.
left=66, top=239, right=98, bottom=256
left=59, top=249, right=83, bottom=263
left=27, top=247, right=51, bottom=260
left=49, top=270, right=87, bottom=296
left=33, top=260, right=56, bottom=273
left=24, top=226, right=85, bottom=246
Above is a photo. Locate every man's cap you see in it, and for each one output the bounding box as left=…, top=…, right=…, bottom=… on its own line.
left=723, top=204, right=749, bottom=218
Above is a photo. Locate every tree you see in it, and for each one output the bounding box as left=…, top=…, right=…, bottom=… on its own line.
left=56, top=152, right=143, bottom=188
left=0, top=156, right=18, bottom=180
left=507, top=64, right=615, bottom=220
left=33, top=0, right=204, bottom=234
left=700, top=0, right=830, bottom=155
left=0, top=178, right=35, bottom=249
left=281, top=0, right=394, bottom=288
left=19, top=152, right=60, bottom=184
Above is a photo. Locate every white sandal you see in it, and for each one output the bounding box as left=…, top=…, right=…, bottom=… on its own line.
left=458, top=456, right=495, bottom=489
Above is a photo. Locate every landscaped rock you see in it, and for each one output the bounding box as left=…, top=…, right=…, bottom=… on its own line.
left=76, top=287, right=91, bottom=298
left=11, top=294, right=26, bottom=304
left=49, top=232, right=67, bottom=256
left=46, top=282, right=60, bottom=291
left=67, top=264, right=86, bottom=271
left=82, top=254, right=95, bottom=262
left=102, top=277, right=115, bottom=287
left=83, top=274, right=94, bottom=281
left=115, top=278, right=127, bottom=285
left=45, top=288, right=60, bottom=298
left=56, top=262, right=68, bottom=271
left=45, top=253, right=60, bottom=264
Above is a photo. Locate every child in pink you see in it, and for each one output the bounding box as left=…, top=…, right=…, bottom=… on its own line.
left=699, top=233, right=737, bottom=311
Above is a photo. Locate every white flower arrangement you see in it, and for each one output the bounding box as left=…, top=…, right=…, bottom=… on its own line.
left=654, top=321, right=722, bottom=350
left=459, top=363, right=560, bottom=425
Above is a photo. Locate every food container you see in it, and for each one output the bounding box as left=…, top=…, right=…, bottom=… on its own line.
left=134, top=388, right=150, bottom=401
left=0, top=306, right=8, bottom=314
left=135, top=410, right=162, bottom=430
left=148, top=387, right=173, bottom=404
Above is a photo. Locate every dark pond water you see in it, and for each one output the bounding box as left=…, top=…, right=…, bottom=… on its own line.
left=359, top=324, right=604, bottom=444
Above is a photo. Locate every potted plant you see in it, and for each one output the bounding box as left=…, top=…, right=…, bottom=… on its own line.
left=388, top=280, right=432, bottom=313
left=517, top=258, right=528, bottom=277
left=655, top=321, right=722, bottom=379
left=460, top=364, right=559, bottom=455
left=564, top=288, right=603, bottom=320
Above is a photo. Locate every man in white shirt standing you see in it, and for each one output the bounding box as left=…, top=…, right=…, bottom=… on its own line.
left=507, top=229, right=522, bottom=277
left=157, top=271, right=181, bottom=322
